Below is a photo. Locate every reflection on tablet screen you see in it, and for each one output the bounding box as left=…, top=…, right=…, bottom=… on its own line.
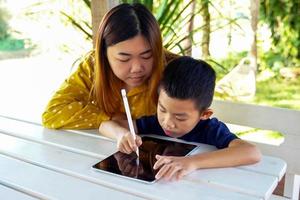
left=92, top=136, right=197, bottom=183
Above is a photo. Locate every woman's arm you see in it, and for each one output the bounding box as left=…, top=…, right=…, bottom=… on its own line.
left=99, top=119, right=129, bottom=140
left=99, top=119, right=141, bottom=154
left=42, top=52, right=107, bottom=129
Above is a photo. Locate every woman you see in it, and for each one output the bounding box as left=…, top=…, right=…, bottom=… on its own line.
left=42, top=3, right=177, bottom=129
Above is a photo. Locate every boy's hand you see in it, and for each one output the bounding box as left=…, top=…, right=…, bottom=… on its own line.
left=153, top=155, right=196, bottom=181
left=116, top=131, right=142, bottom=154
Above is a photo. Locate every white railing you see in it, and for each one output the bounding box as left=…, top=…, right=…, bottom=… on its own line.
left=212, top=100, right=300, bottom=200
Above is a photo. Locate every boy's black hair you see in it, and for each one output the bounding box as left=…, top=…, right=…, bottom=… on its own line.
left=160, top=56, right=216, bottom=111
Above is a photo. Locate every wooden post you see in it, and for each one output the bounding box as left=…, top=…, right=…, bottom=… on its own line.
left=91, top=0, right=119, bottom=47
left=249, top=0, right=259, bottom=72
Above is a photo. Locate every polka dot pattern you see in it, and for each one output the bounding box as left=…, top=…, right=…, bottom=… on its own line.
left=42, top=51, right=157, bottom=129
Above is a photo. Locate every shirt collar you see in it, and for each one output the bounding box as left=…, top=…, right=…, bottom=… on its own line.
left=127, top=84, right=148, bottom=96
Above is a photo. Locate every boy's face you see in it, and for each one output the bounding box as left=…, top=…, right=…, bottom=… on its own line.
left=157, top=89, right=211, bottom=138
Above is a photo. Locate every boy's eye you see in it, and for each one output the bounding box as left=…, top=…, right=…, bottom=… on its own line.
left=176, top=118, right=187, bottom=122
left=159, top=107, right=166, bottom=113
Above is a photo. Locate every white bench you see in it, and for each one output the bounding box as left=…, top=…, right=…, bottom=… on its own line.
left=0, top=184, right=38, bottom=200
left=212, top=100, right=300, bottom=200
left=0, top=115, right=286, bottom=200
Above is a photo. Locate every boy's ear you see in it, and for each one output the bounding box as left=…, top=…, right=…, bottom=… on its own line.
left=199, top=108, right=213, bottom=120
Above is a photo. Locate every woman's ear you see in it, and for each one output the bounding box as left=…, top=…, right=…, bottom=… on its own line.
left=199, top=108, right=213, bottom=120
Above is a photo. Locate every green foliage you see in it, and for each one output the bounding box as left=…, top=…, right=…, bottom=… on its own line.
left=60, top=11, right=92, bottom=40
left=260, top=0, right=300, bottom=69
left=157, top=0, right=197, bottom=54
left=122, top=0, right=153, bottom=11
left=208, top=51, right=248, bottom=79
left=259, top=51, right=286, bottom=72
left=235, top=128, right=283, bottom=140
left=61, top=0, right=247, bottom=56
left=0, top=6, right=10, bottom=40
left=0, top=36, right=25, bottom=51
left=61, top=0, right=201, bottom=55
left=52, top=0, right=300, bottom=74
left=59, top=1, right=92, bottom=41
left=253, top=75, right=300, bottom=110
left=213, top=65, right=300, bottom=110
left=123, top=0, right=200, bottom=55
left=235, top=128, right=283, bottom=145
left=0, top=4, right=30, bottom=52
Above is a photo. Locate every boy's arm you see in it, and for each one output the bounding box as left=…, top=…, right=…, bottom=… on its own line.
left=154, top=139, right=261, bottom=180
left=191, top=139, right=261, bottom=169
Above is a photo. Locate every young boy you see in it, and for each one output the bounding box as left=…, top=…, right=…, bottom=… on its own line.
left=99, top=56, right=261, bottom=181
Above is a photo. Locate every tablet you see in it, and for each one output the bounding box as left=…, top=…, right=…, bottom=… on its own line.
left=92, top=136, right=198, bottom=184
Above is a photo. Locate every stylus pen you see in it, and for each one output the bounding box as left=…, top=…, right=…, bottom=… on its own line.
left=121, top=89, right=140, bottom=157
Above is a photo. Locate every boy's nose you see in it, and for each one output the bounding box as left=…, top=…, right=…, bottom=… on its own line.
left=163, top=117, right=175, bottom=129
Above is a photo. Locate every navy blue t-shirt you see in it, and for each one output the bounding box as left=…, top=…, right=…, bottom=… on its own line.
left=136, top=116, right=238, bottom=149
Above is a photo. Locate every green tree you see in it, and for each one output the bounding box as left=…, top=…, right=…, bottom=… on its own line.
left=61, top=0, right=203, bottom=55
left=0, top=5, right=10, bottom=40
left=199, top=0, right=210, bottom=59
left=260, top=0, right=300, bottom=69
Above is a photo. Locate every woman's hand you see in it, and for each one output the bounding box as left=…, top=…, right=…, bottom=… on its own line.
left=117, top=131, right=142, bottom=154
left=99, top=118, right=141, bottom=155
left=153, top=155, right=196, bottom=181
left=114, top=152, right=144, bottom=177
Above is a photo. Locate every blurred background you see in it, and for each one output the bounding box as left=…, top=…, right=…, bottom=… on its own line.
left=0, top=0, right=299, bottom=144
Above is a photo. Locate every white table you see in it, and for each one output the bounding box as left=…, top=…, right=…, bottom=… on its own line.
left=0, top=115, right=286, bottom=200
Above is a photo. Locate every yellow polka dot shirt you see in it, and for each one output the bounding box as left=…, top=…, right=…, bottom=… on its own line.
left=42, top=52, right=157, bottom=129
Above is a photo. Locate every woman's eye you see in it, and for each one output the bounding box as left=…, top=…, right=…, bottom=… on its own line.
left=141, top=54, right=152, bottom=60
left=118, top=59, right=130, bottom=62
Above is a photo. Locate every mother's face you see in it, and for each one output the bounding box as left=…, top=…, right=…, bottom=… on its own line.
left=106, top=34, right=154, bottom=91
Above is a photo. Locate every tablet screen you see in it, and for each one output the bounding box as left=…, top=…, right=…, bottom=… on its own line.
left=92, top=136, right=197, bottom=183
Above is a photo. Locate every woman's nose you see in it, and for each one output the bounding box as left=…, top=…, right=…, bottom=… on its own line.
left=130, top=59, right=143, bottom=73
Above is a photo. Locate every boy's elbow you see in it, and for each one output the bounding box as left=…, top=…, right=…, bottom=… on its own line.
left=231, top=139, right=262, bottom=164
left=247, top=143, right=262, bottom=164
